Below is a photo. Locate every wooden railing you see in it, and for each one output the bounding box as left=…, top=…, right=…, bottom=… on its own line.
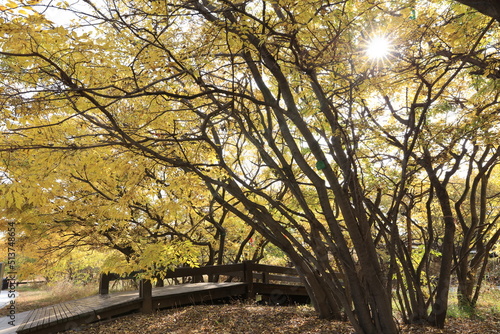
left=99, top=262, right=305, bottom=313
left=99, top=262, right=302, bottom=292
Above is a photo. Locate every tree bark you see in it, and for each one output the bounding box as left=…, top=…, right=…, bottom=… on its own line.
left=454, top=0, right=500, bottom=21
left=424, top=172, right=456, bottom=328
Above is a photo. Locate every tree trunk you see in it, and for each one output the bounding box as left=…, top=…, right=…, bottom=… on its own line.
left=288, top=256, right=343, bottom=320
left=419, top=153, right=457, bottom=328
left=428, top=206, right=455, bottom=328
left=454, top=0, right=500, bottom=21
left=457, top=268, right=475, bottom=310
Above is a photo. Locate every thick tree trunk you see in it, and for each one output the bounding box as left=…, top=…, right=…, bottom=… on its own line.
left=301, top=69, right=399, bottom=334
left=293, top=255, right=399, bottom=334
left=429, top=216, right=455, bottom=328
left=289, top=256, right=343, bottom=320
left=457, top=271, right=475, bottom=310
left=454, top=0, right=500, bottom=21
left=420, top=154, right=457, bottom=328
left=428, top=205, right=455, bottom=328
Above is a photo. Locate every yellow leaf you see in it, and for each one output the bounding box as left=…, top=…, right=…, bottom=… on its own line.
left=6, top=1, right=17, bottom=8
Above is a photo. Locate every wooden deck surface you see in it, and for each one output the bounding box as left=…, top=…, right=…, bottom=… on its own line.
left=14, top=263, right=310, bottom=334
left=16, top=282, right=247, bottom=334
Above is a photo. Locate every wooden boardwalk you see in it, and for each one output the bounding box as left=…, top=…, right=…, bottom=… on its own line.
left=14, top=263, right=308, bottom=334
left=16, top=289, right=140, bottom=334
left=16, top=283, right=247, bottom=334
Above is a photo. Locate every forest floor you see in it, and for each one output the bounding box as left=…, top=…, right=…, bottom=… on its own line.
left=61, top=302, right=500, bottom=334
left=3, top=282, right=500, bottom=333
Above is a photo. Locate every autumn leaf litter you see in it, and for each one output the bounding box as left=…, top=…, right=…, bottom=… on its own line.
left=62, top=303, right=500, bottom=334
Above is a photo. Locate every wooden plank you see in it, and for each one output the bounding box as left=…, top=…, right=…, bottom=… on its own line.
left=50, top=304, right=59, bottom=324
left=71, top=298, right=96, bottom=317
left=52, top=303, right=65, bottom=323
left=53, top=299, right=92, bottom=328
left=57, top=302, right=77, bottom=322
left=30, top=308, right=40, bottom=329
left=16, top=268, right=310, bottom=334
left=43, top=306, right=54, bottom=327
left=250, top=263, right=299, bottom=276
left=64, top=301, right=83, bottom=321
left=163, top=263, right=244, bottom=279
left=253, top=273, right=302, bottom=284
left=32, top=308, right=45, bottom=329
left=153, top=283, right=248, bottom=310
left=58, top=302, right=77, bottom=323
left=50, top=305, right=60, bottom=325
left=25, top=308, right=39, bottom=330
left=40, top=307, right=49, bottom=327
left=45, top=306, right=55, bottom=327
left=40, top=306, right=51, bottom=328
left=61, top=303, right=74, bottom=322
left=31, top=308, right=45, bottom=329
left=60, top=301, right=80, bottom=319
left=16, top=309, right=37, bottom=332
left=253, top=282, right=308, bottom=296
left=46, top=306, right=54, bottom=326
left=28, top=309, right=42, bottom=330
left=94, top=300, right=142, bottom=321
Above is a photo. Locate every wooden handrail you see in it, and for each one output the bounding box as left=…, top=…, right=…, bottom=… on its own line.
left=99, top=262, right=301, bottom=295
left=98, top=262, right=314, bottom=314
left=163, top=263, right=245, bottom=280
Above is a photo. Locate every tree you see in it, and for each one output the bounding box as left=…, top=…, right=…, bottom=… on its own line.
left=364, top=6, right=500, bottom=321
left=453, top=156, right=500, bottom=310
left=0, top=144, right=264, bottom=280
left=1, top=1, right=499, bottom=333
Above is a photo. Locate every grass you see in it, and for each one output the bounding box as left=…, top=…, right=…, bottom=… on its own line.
left=0, top=280, right=98, bottom=316
left=447, top=284, right=500, bottom=319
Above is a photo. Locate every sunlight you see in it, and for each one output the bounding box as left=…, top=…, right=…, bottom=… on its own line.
left=366, top=36, right=391, bottom=59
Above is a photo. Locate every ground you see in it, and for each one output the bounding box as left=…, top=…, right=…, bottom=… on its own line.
left=3, top=283, right=500, bottom=333
left=61, top=303, right=500, bottom=334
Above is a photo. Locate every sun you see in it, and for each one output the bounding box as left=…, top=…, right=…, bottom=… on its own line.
left=366, top=35, right=391, bottom=60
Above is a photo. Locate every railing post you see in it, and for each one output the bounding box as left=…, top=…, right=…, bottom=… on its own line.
left=155, top=276, right=164, bottom=287
left=262, top=271, right=269, bottom=284
left=139, top=279, right=153, bottom=314
left=99, top=273, right=110, bottom=295
left=243, top=261, right=254, bottom=299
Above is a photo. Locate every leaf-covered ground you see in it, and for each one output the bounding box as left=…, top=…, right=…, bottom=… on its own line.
left=63, top=303, right=500, bottom=334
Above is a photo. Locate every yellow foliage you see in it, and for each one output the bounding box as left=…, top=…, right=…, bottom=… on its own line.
left=1, top=1, right=499, bottom=305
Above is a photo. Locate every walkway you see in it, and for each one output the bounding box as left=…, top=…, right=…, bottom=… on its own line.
left=0, top=263, right=308, bottom=334
left=0, top=312, right=30, bottom=334
left=11, top=282, right=247, bottom=334
left=0, top=290, right=26, bottom=334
